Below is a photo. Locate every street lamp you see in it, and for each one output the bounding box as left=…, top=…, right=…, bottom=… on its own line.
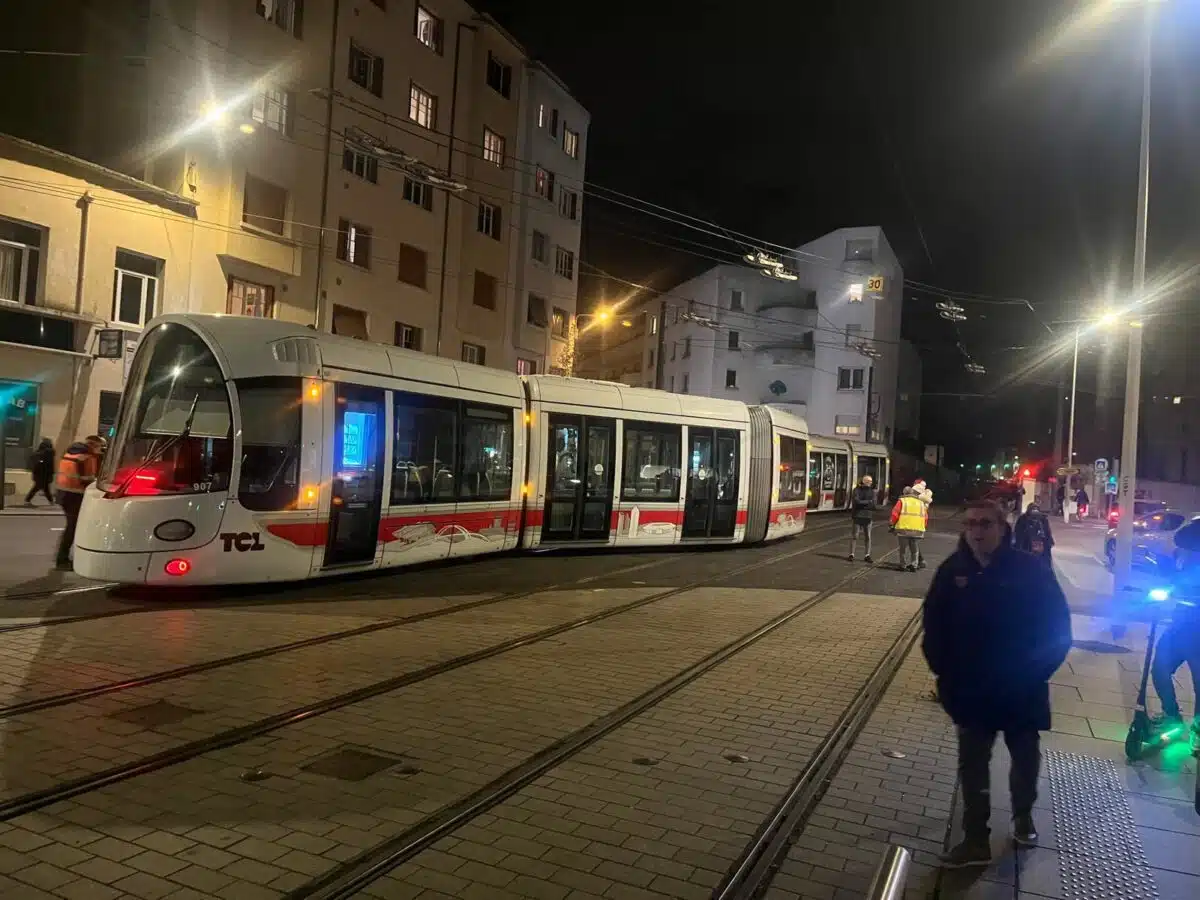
left=1114, top=0, right=1160, bottom=594
left=1064, top=310, right=1120, bottom=522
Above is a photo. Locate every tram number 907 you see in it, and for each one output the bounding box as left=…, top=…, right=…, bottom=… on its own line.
left=220, top=532, right=265, bottom=552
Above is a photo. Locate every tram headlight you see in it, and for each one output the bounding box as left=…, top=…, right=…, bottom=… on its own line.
left=153, top=520, right=196, bottom=542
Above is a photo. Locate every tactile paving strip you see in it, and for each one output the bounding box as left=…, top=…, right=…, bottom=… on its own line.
left=1045, top=750, right=1159, bottom=899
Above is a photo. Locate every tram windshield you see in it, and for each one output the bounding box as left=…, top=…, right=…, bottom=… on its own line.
left=99, top=323, right=233, bottom=496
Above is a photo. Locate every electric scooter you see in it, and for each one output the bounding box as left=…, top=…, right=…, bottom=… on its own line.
left=1125, top=592, right=1166, bottom=762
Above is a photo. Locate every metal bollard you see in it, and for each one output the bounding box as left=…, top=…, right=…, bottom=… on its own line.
left=864, top=844, right=911, bottom=900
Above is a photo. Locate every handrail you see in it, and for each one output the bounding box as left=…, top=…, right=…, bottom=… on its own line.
left=865, top=845, right=911, bottom=900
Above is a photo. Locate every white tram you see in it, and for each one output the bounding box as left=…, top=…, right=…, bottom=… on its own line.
left=74, top=316, right=889, bottom=586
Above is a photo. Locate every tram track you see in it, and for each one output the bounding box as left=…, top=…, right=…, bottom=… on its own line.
left=0, top=521, right=847, bottom=720
left=0, top=520, right=848, bottom=636
left=0, top=526, right=852, bottom=823
left=278, top=547, right=913, bottom=900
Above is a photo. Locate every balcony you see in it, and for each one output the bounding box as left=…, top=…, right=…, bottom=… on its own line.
left=751, top=331, right=816, bottom=367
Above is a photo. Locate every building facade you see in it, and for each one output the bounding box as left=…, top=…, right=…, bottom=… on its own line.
left=628, top=227, right=903, bottom=442
left=0, top=1, right=588, bottom=494
left=895, top=338, right=922, bottom=442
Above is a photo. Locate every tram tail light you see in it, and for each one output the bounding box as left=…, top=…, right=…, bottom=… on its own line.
left=164, top=558, right=192, bottom=577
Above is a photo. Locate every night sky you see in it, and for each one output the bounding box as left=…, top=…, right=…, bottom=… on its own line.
left=479, top=0, right=1200, bottom=463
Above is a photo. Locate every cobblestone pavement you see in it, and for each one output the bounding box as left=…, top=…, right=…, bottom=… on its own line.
left=9, top=516, right=1135, bottom=900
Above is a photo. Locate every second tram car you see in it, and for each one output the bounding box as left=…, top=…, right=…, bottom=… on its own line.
left=74, top=316, right=889, bottom=586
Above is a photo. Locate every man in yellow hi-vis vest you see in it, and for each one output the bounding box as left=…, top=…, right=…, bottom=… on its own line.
left=890, top=485, right=928, bottom=571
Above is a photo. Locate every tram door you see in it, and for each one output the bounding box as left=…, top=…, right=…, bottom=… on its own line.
left=324, top=385, right=386, bottom=567
left=682, top=428, right=740, bottom=538
left=542, top=414, right=616, bottom=541
left=833, top=453, right=850, bottom=508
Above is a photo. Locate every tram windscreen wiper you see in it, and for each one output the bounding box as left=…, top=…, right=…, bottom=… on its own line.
left=111, top=395, right=199, bottom=498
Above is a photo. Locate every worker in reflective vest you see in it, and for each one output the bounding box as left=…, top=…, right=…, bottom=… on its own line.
left=54, top=435, right=102, bottom=570
left=890, top=486, right=928, bottom=572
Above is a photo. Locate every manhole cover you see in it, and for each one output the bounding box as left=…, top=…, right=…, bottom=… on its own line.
left=723, top=753, right=750, bottom=763
left=632, top=757, right=659, bottom=766
left=107, top=700, right=203, bottom=729
left=881, top=750, right=907, bottom=759
left=301, top=747, right=404, bottom=782
left=1073, top=640, right=1133, bottom=655
left=240, top=769, right=272, bottom=783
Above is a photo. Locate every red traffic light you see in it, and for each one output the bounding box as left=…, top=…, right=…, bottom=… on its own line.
left=1022, top=468, right=1031, bottom=477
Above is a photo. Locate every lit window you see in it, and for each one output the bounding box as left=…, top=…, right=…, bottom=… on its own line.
left=563, top=126, right=579, bottom=159
left=849, top=283, right=864, bottom=302
left=517, top=358, right=538, bottom=376
left=537, top=104, right=546, bottom=128
left=835, top=415, right=862, bottom=436
left=415, top=6, right=443, bottom=53
left=410, top=83, right=437, bottom=129
left=550, top=307, right=568, bottom=338
left=227, top=277, right=274, bottom=318
left=336, top=218, right=372, bottom=269
left=483, top=128, right=505, bottom=166
left=534, top=166, right=555, bottom=200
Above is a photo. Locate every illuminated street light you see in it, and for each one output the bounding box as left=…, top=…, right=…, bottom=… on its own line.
left=1064, top=310, right=1123, bottom=523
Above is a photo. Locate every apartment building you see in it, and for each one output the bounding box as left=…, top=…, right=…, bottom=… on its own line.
left=598, top=227, right=904, bottom=443
left=0, top=1, right=589, bottom=493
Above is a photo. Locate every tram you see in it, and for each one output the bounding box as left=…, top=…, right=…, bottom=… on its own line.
left=74, top=316, right=889, bottom=586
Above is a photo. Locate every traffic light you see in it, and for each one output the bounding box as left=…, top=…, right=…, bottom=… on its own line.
left=975, top=464, right=982, bottom=471
left=1023, top=468, right=1031, bottom=478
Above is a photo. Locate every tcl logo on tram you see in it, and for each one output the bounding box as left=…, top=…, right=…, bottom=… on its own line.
left=220, top=532, right=264, bottom=552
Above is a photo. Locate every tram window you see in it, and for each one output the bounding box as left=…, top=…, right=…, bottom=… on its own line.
left=458, top=405, right=514, bottom=501
left=621, top=422, right=681, bottom=501
left=392, top=393, right=457, bottom=505
left=778, top=436, right=807, bottom=502
left=99, top=323, right=233, bottom=496
left=236, top=378, right=302, bottom=511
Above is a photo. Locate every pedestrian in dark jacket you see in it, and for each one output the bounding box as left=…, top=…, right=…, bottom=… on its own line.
left=922, top=499, right=1072, bottom=868
left=1013, top=502, right=1054, bottom=567
left=847, top=474, right=876, bottom=562
left=24, top=438, right=55, bottom=506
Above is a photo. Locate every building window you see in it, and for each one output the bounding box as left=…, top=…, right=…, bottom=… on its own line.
left=403, top=176, right=433, bottom=211
left=394, top=322, right=422, bottom=351
left=486, top=53, right=512, bottom=98
left=348, top=43, right=384, bottom=96
left=682, top=336, right=692, bottom=358
left=845, top=238, right=874, bottom=261
left=332, top=305, right=368, bottom=340
left=250, top=88, right=293, bottom=136
left=336, top=218, right=372, bottom=269
left=845, top=323, right=862, bottom=347
left=681, top=373, right=689, bottom=393
left=669, top=375, right=675, bottom=392
left=414, top=4, right=443, bottom=52
left=848, top=283, right=864, bottom=302
left=725, top=369, right=738, bottom=389
left=837, top=367, right=865, bottom=390
left=647, top=349, right=655, bottom=369
left=551, top=307, right=568, bottom=338
left=562, top=126, right=579, bottom=159
left=473, top=270, right=497, bottom=310
left=558, top=188, right=578, bottom=221
left=256, top=0, right=301, bottom=37
left=343, top=145, right=378, bottom=183
left=397, top=243, right=427, bottom=288
left=549, top=108, right=559, bottom=137
left=410, top=83, right=437, bottom=129
left=670, top=342, right=677, bottom=361
left=227, top=276, right=275, bottom=318
left=462, top=342, right=486, bottom=365
left=112, top=250, right=161, bottom=326
left=477, top=201, right=501, bottom=240
left=554, top=246, right=575, bottom=280
left=730, top=289, right=744, bottom=311
left=728, top=331, right=739, bottom=350
left=483, top=127, right=505, bottom=166
left=0, top=218, right=42, bottom=305
left=242, top=174, right=287, bottom=235
left=534, top=166, right=555, bottom=200
left=531, top=230, right=549, bottom=264
left=835, top=415, right=862, bottom=436
left=527, top=293, right=548, bottom=327
left=516, top=358, right=537, bottom=376
left=650, top=315, right=658, bottom=335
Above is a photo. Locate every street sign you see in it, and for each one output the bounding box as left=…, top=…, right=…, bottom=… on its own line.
left=1056, top=465, right=1080, bottom=477
left=867, top=276, right=885, bottom=294
left=1095, top=458, right=1108, bottom=473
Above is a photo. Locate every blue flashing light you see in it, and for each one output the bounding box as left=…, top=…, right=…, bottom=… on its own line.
left=1148, top=587, right=1171, bottom=603
left=341, top=410, right=375, bottom=469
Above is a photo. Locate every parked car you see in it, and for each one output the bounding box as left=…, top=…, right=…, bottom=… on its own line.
left=1105, top=509, right=1200, bottom=570
left=1107, top=499, right=1167, bottom=528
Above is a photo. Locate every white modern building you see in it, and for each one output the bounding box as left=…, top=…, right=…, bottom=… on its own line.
left=654, top=226, right=904, bottom=443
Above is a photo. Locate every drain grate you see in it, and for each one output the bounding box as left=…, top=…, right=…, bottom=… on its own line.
left=301, top=747, right=404, bottom=783
left=107, top=700, right=203, bottom=728
left=1045, top=751, right=1159, bottom=899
